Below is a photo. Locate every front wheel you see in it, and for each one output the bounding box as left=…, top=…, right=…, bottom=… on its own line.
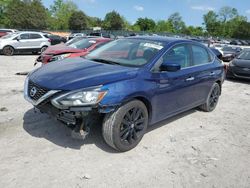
left=199, top=83, right=221, bottom=112
left=40, top=46, right=47, bottom=53
left=102, top=100, right=148, bottom=152
left=3, top=46, right=14, bottom=56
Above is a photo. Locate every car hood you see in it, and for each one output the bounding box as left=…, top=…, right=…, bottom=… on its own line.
left=43, top=44, right=84, bottom=55
left=29, top=57, right=138, bottom=90
left=233, top=59, right=250, bottom=68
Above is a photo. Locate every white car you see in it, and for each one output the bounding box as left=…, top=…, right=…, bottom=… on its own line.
left=0, top=31, right=51, bottom=56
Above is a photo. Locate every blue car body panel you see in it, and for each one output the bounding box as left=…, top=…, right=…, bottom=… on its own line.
left=28, top=37, right=224, bottom=125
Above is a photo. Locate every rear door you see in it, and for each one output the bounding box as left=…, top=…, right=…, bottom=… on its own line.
left=29, top=33, right=44, bottom=49
left=189, top=44, right=218, bottom=102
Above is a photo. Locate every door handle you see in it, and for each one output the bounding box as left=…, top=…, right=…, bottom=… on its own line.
left=186, top=77, right=195, bottom=81
left=210, top=72, right=215, bottom=76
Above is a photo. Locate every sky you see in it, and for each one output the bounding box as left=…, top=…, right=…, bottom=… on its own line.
left=43, top=0, right=250, bottom=26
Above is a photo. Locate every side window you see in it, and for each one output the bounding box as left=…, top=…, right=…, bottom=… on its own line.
left=20, top=34, right=30, bottom=39
left=30, top=34, right=42, bottom=39
left=162, top=45, right=191, bottom=69
left=192, top=45, right=210, bottom=65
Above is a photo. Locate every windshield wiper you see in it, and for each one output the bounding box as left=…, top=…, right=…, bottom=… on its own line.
left=89, top=58, right=121, bottom=65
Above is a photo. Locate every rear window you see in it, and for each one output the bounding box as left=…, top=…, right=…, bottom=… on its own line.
left=192, top=45, right=210, bottom=65
left=30, top=33, right=42, bottom=39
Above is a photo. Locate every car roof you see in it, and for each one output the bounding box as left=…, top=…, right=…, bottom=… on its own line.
left=126, top=36, right=192, bottom=44
left=16, top=31, right=44, bottom=34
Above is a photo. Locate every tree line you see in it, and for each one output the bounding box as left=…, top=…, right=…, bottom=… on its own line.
left=0, top=0, right=249, bottom=39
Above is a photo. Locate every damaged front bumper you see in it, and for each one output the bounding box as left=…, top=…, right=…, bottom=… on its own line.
left=24, top=77, right=118, bottom=139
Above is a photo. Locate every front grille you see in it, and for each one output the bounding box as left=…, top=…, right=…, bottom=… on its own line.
left=28, top=81, right=49, bottom=101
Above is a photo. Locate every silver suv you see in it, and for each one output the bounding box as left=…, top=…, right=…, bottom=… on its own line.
left=0, top=31, right=51, bottom=56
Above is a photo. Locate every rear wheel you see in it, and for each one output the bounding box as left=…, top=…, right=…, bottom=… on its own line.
left=199, top=83, right=220, bottom=112
left=102, top=100, right=148, bottom=152
left=3, top=46, right=14, bottom=56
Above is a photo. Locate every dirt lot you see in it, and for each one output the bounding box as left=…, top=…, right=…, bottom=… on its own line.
left=0, top=55, right=250, bottom=188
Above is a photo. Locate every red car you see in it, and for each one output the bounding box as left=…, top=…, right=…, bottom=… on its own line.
left=36, top=38, right=113, bottom=65
left=0, top=29, right=17, bottom=38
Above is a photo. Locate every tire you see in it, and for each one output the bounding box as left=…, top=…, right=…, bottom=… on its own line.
left=40, top=46, right=48, bottom=53
left=102, top=100, right=148, bottom=152
left=199, top=83, right=221, bottom=112
left=3, top=46, right=14, bottom=56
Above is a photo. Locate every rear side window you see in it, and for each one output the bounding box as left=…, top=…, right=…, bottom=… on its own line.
left=192, top=45, right=210, bottom=65
left=30, top=33, right=42, bottom=39
left=163, top=45, right=191, bottom=68
left=20, top=33, right=30, bottom=39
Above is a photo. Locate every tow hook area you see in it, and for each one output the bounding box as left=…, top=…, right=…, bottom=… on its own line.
left=71, top=117, right=90, bottom=140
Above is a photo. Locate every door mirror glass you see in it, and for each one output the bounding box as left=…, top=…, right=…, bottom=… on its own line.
left=160, top=62, right=181, bottom=72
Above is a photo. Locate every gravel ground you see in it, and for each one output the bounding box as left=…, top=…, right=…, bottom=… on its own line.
left=0, top=55, right=250, bottom=188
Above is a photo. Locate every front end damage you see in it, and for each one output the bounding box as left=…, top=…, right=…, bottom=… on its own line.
left=24, top=77, right=116, bottom=139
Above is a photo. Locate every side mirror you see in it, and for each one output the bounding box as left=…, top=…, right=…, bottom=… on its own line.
left=16, top=36, right=21, bottom=41
left=160, top=62, right=181, bottom=72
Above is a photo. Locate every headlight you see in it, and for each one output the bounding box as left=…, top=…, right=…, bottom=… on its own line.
left=50, top=53, right=71, bottom=62
left=51, top=89, right=107, bottom=108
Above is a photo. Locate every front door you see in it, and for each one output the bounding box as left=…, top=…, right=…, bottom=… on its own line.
left=151, top=44, right=200, bottom=122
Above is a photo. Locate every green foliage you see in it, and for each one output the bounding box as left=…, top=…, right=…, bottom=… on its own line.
left=68, top=11, right=88, bottom=31
left=4, top=0, right=47, bottom=29
left=103, top=11, right=124, bottom=30
left=155, top=20, right=174, bottom=33
left=0, top=1, right=249, bottom=39
left=49, top=0, right=77, bottom=30
left=232, top=21, right=250, bottom=39
left=135, top=17, right=156, bottom=31
left=88, top=17, right=102, bottom=27
left=0, top=0, right=11, bottom=26
left=203, top=7, right=249, bottom=38
left=168, top=12, right=186, bottom=33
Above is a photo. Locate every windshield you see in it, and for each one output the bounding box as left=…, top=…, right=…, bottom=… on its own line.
left=85, top=39, right=165, bottom=67
left=237, top=51, right=250, bottom=60
left=68, top=38, right=96, bottom=49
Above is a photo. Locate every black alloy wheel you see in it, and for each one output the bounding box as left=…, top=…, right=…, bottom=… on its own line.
left=209, top=85, right=220, bottom=110
left=199, top=82, right=220, bottom=112
left=120, top=107, right=146, bottom=145
left=102, top=100, right=148, bottom=152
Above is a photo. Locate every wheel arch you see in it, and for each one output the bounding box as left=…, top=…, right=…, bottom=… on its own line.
left=215, top=80, right=222, bottom=94
left=3, top=45, right=15, bottom=50
left=132, top=96, right=153, bottom=123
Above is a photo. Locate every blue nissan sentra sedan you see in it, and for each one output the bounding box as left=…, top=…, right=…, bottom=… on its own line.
left=24, top=36, right=224, bottom=152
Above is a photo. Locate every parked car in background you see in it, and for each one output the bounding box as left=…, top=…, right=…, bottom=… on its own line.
left=68, top=33, right=86, bottom=40
left=25, top=36, right=224, bottom=151
left=0, top=29, right=18, bottom=38
left=36, top=37, right=112, bottom=64
left=227, top=49, right=250, bottom=80
left=221, top=46, right=242, bottom=62
left=44, top=34, right=66, bottom=45
left=210, top=47, right=223, bottom=60
left=89, top=32, right=115, bottom=39
left=0, top=31, right=51, bottom=56
left=65, top=37, right=85, bottom=45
